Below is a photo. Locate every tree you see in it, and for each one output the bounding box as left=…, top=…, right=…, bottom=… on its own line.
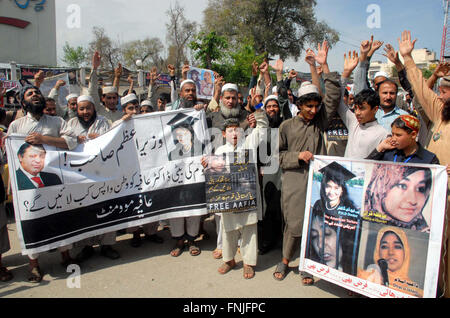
left=189, top=31, right=228, bottom=69
left=203, top=0, right=339, bottom=61
left=62, top=42, right=87, bottom=67
left=87, top=26, right=121, bottom=72
left=166, top=1, right=197, bottom=76
left=121, top=37, right=164, bottom=71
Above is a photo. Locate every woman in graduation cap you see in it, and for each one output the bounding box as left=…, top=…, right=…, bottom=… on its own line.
left=306, top=161, right=360, bottom=275
left=167, top=112, right=206, bottom=161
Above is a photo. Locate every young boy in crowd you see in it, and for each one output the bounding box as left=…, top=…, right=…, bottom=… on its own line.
left=367, top=114, right=440, bottom=165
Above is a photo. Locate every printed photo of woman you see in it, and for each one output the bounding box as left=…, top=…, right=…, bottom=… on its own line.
left=364, top=164, right=433, bottom=232
left=358, top=225, right=425, bottom=298
left=306, top=161, right=362, bottom=275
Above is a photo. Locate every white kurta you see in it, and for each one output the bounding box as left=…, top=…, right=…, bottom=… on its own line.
left=337, top=87, right=388, bottom=159
left=214, top=111, right=267, bottom=233
left=66, top=115, right=111, bottom=137
left=7, top=113, right=78, bottom=151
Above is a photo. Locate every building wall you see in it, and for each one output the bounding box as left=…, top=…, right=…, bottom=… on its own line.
left=0, top=0, right=56, bottom=66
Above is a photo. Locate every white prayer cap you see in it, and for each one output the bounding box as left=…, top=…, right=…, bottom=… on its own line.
left=121, top=94, right=138, bottom=106
left=272, top=86, right=278, bottom=94
left=297, top=81, right=319, bottom=97
left=140, top=99, right=153, bottom=107
left=254, top=86, right=263, bottom=97
left=66, top=93, right=79, bottom=102
left=264, top=95, right=279, bottom=108
left=180, top=79, right=196, bottom=90
left=373, top=71, right=389, bottom=80
left=102, top=86, right=118, bottom=95
left=221, top=83, right=239, bottom=94
left=77, top=95, right=94, bottom=104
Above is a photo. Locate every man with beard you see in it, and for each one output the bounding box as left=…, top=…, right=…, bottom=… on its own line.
left=88, top=52, right=123, bottom=124
left=66, top=95, right=121, bottom=262
left=375, top=79, right=409, bottom=132
left=207, top=84, right=250, bottom=133
left=6, top=85, right=78, bottom=283
left=399, top=30, right=450, bottom=297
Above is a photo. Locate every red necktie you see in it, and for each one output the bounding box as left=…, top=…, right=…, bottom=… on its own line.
left=31, top=177, right=44, bottom=188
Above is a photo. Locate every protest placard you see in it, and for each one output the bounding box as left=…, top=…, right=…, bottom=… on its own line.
left=5, top=109, right=211, bottom=255
left=299, top=156, right=448, bottom=298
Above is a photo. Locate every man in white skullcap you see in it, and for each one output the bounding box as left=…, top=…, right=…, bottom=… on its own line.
left=169, top=79, right=205, bottom=111
left=66, top=95, right=122, bottom=262
left=6, top=85, right=78, bottom=283
left=88, top=52, right=123, bottom=124
left=273, top=57, right=342, bottom=285
left=207, top=83, right=250, bottom=133
left=140, top=99, right=154, bottom=113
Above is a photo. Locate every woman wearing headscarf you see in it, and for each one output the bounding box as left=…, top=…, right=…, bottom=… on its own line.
left=364, top=165, right=433, bottom=232
left=358, top=226, right=423, bottom=297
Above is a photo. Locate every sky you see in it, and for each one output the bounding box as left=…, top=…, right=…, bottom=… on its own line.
left=55, top=0, right=446, bottom=73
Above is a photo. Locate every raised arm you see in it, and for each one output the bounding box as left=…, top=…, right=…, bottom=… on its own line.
left=399, top=30, right=443, bottom=122
left=305, top=48, right=323, bottom=96
left=353, top=38, right=373, bottom=95
left=48, top=79, right=68, bottom=118
left=113, top=63, right=122, bottom=93
left=88, top=51, right=103, bottom=115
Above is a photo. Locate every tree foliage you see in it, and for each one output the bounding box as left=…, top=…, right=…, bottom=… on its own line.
left=122, top=38, right=164, bottom=71
left=87, top=26, right=121, bottom=72
left=166, top=1, right=197, bottom=75
left=62, top=42, right=87, bottom=67
left=189, top=31, right=228, bottom=69
left=203, top=0, right=339, bottom=61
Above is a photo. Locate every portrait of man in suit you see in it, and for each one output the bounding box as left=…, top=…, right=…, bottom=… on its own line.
left=16, top=143, right=62, bottom=191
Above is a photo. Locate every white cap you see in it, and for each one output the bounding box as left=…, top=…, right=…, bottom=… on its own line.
left=297, top=81, right=319, bottom=97
left=66, top=93, right=79, bottom=102
left=180, top=79, right=196, bottom=90
left=254, top=86, right=263, bottom=96
left=103, top=86, right=118, bottom=95
left=272, top=86, right=278, bottom=94
left=264, top=95, right=279, bottom=108
left=140, top=100, right=153, bottom=107
left=373, top=71, right=389, bottom=80
left=221, top=83, right=238, bottom=94
left=77, top=95, right=94, bottom=104
left=121, top=94, right=138, bottom=106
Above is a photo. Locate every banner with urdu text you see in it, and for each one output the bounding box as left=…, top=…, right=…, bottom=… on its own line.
left=299, top=156, right=448, bottom=298
left=6, top=109, right=210, bottom=255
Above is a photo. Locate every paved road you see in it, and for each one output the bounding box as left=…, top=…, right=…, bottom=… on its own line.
left=0, top=215, right=350, bottom=299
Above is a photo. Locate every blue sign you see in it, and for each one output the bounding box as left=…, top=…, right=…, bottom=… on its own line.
left=12, top=0, right=46, bottom=12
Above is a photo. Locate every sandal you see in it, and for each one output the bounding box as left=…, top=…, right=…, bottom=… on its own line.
left=273, top=262, right=289, bottom=281
left=170, top=240, right=185, bottom=257
left=188, top=241, right=201, bottom=256
left=302, top=276, right=315, bottom=286
left=243, top=264, right=255, bottom=279
left=28, top=266, right=43, bottom=283
left=0, top=267, right=13, bottom=282
left=212, top=249, right=223, bottom=259
left=218, top=260, right=236, bottom=275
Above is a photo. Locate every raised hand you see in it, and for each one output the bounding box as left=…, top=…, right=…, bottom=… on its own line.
left=343, top=51, right=359, bottom=78
left=181, top=64, right=190, bottom=80
left=55, top=79, right=66, bottom=90
left=34, top=70, right=45, bottom=87
left=383, top=44, right=401, bottom=65
left=114, top=63, right=123, bottom=78
left=167, top=64, right=176, bottom=77
left=252, top=61, right=259, bottom=76
left=92, top=51, right=101, bottom=70
left=360, top=39, right=371, bottom=62
left=149, top=67, right=159, bottom=85
left=368, top=39, right=384, bottom=57
left=315, top=41, right=329, bottom=65
left=270, top=59, right=284, bottom=73
left=433, top=62, right=450, bottom=78
left=398, top=30, right=417, bottom=58
left=305, top=48, right=316, bottom=66
left=288, top=69, right=298, bottom=79
left=259, top=61, right=269, bottom=74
